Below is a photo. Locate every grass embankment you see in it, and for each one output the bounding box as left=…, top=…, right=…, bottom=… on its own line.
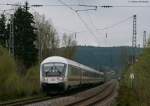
left=0, top=46, right=41, bottom=101
left=117, top=47, right=150, bottom=106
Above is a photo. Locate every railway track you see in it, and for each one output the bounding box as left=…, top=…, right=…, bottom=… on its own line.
left=26, top=80, right=117, bottom=106
left=0, top=80, right=117, bottom=106
left=65, top=80, right=117, bottom=106
left=0, top=95, right=52, bottom=106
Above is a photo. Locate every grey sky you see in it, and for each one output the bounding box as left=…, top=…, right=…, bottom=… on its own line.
left=0, top=0, right=150, bottom=47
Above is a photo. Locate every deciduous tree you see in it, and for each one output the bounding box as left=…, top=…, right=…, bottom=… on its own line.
left=62, top=33, right=77, bottom=59
left=34, top=12, right=59, bottom=61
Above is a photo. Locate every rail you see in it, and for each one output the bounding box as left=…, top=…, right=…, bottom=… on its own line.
left=6, top=80, right=118, bottom=106
left=31, top=80, right=117, bottom=106
left=66, top=80, right=116, bottom=106
left=0, top=95, right=52, bottom=106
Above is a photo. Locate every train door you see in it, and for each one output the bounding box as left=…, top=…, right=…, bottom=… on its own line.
left=79, top=68, right=82, bottom=85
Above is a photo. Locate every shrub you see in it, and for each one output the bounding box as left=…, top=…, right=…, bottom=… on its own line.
left=117, top=47, right=150, bottom=106
left=0, top=46, right=20, bottom=100
left=24, top=65, right=41, bottom=95
left=0, top=46, right=42, bottom=101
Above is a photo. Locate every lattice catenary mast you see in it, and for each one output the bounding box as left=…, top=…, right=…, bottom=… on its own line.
left=132, top=15, right=137, bottom=64
left=132, top=15, right=137, bottom=48
left=143, top=30, right=147, bottom=48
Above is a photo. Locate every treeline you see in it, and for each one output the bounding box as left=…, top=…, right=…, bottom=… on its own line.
left=74, top=46, right=142, bottom=71
left=0, top=2, right=77, bottom=101
left=117, top=42, right=150, bottom=105
left=0, top=2, right=77, bottom=70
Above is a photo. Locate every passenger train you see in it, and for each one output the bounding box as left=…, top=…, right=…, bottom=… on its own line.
left=40, top=56, right=104, bottom=92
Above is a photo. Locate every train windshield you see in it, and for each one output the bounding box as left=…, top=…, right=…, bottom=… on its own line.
left=42, top=63, right=66, bottom=76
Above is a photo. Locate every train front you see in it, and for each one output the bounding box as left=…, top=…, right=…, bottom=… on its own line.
left=40, top=58, right=67, bottom=93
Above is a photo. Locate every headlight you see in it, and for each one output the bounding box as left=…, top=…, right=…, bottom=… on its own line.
left=57, top=77, right=63, bottom=81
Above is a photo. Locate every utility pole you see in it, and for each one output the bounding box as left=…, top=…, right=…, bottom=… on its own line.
left=74, top=32, right=77, bottom=40
left=132, top=14, right=137, bottom=64
left=9, top=14, right=14, bottom=56
left=143, top=30, right=147, bottom=48
left=24, top=1, right=29, bottom=11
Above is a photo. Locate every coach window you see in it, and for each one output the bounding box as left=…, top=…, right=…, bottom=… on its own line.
left=82, top=70, right=84, bottom=76
left=86, top=72, right=88, bottom=77
left=68, top=65, right=78, bottom=76
left=94, top=73, right=96, bottom=77
left=95, top=73, right=96, bottom=77
left=90, top=73, right=92, bottom=77
left=72, top=66, right=76, bottom=75
left=92, top=73, right=94, bottom=77
left=89, top=73, right=91, bottom=77
left=85, top=72, right=87, bottom=76
left=72, top=66, right=76, bottom=76
left=68, top=65, right=72, bottom=76
left=91, top=72, right=93, bottom=77
left=96, top=74, right=98, bottom=77
left=84, top=70, right=86, bottom=76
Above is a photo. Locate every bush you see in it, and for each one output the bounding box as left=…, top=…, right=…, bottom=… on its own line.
left=0, top=46, right=21, bottom=100
left=24, top=65, right=41, bottom=95
left=0, top=46, right=41, bottom=101
left=117, top=70, right=139, bottom=106
left=117, top=47, right=150, bottom=106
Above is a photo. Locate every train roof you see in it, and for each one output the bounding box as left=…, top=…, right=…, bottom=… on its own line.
left=41, top=56, right=103, bottom=74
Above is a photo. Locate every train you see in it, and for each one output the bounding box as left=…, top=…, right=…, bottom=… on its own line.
left=40, top=56, right=104, bottom=92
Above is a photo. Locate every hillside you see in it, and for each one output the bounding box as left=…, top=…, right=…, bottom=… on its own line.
left=74, top=46, right=142, bottom=74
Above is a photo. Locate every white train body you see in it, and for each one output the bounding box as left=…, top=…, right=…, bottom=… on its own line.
left=40, top=56, right=104, bottom=92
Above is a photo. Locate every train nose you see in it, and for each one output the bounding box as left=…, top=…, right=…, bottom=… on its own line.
left=41, top=83, right=65, bottom=92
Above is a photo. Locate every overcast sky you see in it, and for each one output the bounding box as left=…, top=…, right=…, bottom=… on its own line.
left=0, top=0, right=150, bottom=47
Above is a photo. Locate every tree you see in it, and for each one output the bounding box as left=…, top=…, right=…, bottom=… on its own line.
left=62, top=33, right=77, bottom=59
left=13, top=2, right=38, bottom=69
left=0, top=14, right=7, bottom=47
left=34, top=12, right=59, bottom=61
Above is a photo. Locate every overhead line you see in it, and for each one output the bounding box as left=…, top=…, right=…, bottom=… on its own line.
left=96, top=16, right=133, bottom=30
left=57, top=0, right=76, bottom=11
left=57, top=0, right=100, bottom=45
left=56, top=26, right=87, bottom=34
left=0, top=3, right=23, bottom=6
left=0, top=9, right=14, bottom=11
left=86, top=11, right=101, bottom=38
left=115, top=5, right=150, bottom=7
left=98, top=5, right=150, bottom=7
left=76, top=12, right=100, bottom=45
left=1, top=3, right=150, bottom=8
left=0, top=3, right=80, bottom=7
left=87, top=12, right=96, bottom=29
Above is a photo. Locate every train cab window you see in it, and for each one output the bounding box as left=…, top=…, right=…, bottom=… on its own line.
left=42, top=63, right=66, bottom=77
left=68, top=65, right=79, bottom=76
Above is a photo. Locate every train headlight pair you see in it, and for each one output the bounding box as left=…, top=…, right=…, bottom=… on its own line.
left=57, top=77, right=63, bottom=81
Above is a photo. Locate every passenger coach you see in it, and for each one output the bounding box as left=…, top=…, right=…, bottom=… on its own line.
left=40, top=56, right=104, bottom=92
